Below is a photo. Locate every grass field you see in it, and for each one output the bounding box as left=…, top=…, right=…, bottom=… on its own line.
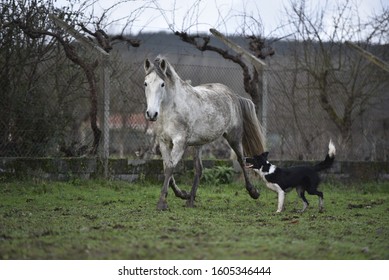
left=0, top=178, right=388, bottom=260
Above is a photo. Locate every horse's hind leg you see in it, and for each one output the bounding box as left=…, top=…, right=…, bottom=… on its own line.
left=227, top=139, right=260, bottom=199
left=240, top=155, right=260, bottom=199
left=170, top=176, right=190, bottom=199
left=186, top=146, right=203, bottom=208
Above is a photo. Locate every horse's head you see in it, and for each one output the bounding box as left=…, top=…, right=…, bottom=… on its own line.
left=143, top=57, right=170, bottom=122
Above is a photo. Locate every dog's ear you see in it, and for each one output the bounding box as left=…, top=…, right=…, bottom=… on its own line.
left=262, top=151, right=269, bottom=159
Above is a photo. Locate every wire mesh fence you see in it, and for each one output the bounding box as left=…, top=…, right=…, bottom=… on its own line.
left=1, top=46, right=388, bottom=161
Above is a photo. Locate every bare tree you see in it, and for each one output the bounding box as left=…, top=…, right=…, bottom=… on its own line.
left=364, top=4, right=389, bottom=44
left=5, top=0, right=141, bottom=155
left=153, top=0, right=275, bottom=116
left=174, top=31, right=274, bottom=114
left=278, top=0, right=389, bottom=158
left=0, top=0, right=67, bottom=156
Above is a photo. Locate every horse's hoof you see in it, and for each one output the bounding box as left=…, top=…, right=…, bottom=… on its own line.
left=185, top=200, right=196, bottom=208
left=157, top=201, right=169, bottom=211
left=248, top=188, right=260, bottom=199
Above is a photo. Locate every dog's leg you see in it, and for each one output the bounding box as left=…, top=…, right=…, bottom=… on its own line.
left=307, top=187, right=324, bottom=213
left=315, top=190, right=324, bottom=212
left=276, top=189, right=285, bottom=213
left=296, top=187, right=309, bottom=212
left=319, top=196, right=324, bottom=212
left=267, top=183, right=285, bottom=213
left=301, top=200, right=308, bottom=212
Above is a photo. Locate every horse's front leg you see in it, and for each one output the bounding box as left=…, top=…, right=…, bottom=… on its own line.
left=157, top=138, right=186, bottom=210
left=170, top=176, right=190, bottom=199
left=157, top=167, right=173, bottom=211
left=186, top=146, right=203, bottom=208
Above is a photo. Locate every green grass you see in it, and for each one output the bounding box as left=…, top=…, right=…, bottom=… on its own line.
left=0, top=178, right=388, bottom=260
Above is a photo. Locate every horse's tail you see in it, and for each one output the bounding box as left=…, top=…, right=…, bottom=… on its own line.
left=238, top=97, right=266, bottom=156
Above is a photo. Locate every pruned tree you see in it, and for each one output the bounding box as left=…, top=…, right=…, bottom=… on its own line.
left=279, top=0, right=389, bottom=158
left=153, top=0, right=275, bottom=116
left=0, top=0, right=67, bottom=156
left=174, top=30, right=274, bottom=115
left=4, top=0, right=141, bottom=155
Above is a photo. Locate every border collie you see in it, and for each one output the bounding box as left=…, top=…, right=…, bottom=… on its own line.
left=246, top=141, right=336, bottom=213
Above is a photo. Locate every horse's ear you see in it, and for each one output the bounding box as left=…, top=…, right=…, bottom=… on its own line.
left=144, top=59, right=151, bottom=72
left=159, top=59, right=167, bottom=74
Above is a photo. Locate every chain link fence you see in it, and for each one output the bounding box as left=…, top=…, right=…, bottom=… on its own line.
left=265, top=67, right=389, bottom=161
left=0, top=45, right=91, bottom=157
left=1, top=45, right=388, bottom=161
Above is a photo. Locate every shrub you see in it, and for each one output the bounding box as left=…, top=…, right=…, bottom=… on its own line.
left=201, top=166, right=235, bottom=185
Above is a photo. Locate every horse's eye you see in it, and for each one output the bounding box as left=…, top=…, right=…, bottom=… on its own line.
left=161, top=83, right=165, bottom=88
left=144, top=82, right=147, bottom=87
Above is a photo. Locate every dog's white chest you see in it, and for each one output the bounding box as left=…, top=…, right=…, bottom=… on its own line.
left=254, top=165, right=276, bottom=181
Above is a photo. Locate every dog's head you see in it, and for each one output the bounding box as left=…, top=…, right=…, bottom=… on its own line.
left=245, top=152, right=271, bottom=172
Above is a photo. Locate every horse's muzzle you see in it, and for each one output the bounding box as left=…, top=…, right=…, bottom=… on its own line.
left=146, top=110, right=158, bottom=121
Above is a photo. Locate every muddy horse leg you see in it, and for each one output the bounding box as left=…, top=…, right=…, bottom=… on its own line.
left=157, top=138, right=187, bottom=210
left=157, top=167, right=173, bottom=210
left=186, top=146, right=203, bottom=207
left=228, top=140, right=260, bottom=199
left=170, top=176, right=190, bottom=199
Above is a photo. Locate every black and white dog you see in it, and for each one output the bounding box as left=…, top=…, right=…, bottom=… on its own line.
left=246, top=141, right=336, bottom=213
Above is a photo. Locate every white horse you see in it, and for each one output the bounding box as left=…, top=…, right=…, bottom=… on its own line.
left=144, top=56, right=266, bottom=210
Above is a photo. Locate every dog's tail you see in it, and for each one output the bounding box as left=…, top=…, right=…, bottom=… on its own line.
left=313, top=140, right=336, bottom=172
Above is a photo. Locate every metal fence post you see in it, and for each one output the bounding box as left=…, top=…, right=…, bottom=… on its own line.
left=261, top=68, right=268, bottom=139
left=102, top=55, right=110, bottom=178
